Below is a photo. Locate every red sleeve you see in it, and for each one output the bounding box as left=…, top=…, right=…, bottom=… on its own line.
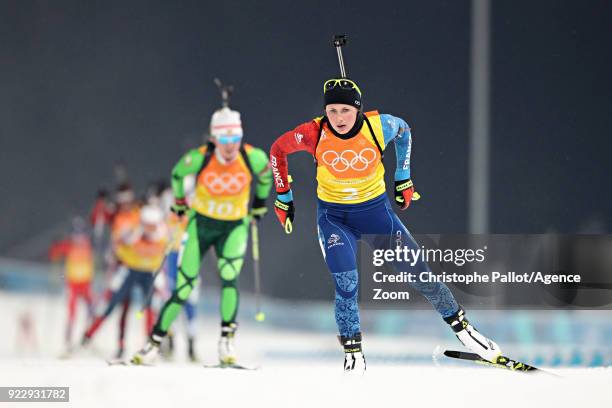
left=269, top=121, right=320, bottom=193
left=49, top=240, right=71, bottom=261
left=90, top=198, right=112, bottom=226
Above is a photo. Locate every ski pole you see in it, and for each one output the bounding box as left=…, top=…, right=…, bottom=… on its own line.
left=250, top=218, right=265, bottom=322
left=332, top=34, right=349, bottom=78
left=332, top=35, right=423, bottom=202
left=136, top=223, right=183, bottom=319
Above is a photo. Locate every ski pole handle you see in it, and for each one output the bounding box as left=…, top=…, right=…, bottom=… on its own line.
left=284, top=218, right=293, bottom=234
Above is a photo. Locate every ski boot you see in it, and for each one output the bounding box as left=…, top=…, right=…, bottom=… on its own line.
left=340, top=333, right=366, bottom=373
left=188, top=337, right=198, bottom=362
left=131, top=334, right=162, bottom=365
left=114, top=346, right=125, bottom=360
left=58, top=345, right=74, bottom=360
left=80, top=336, right=89, bottom=347
left=218, top=323, right=237, bottom=365
left=160, top=332, right=174, bottom=361
left=444, top=307, right=502, bottom=363
left=113, top=338, right=126, bottom=360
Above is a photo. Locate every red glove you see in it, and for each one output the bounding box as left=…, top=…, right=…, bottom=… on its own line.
left=394, top=179, right=414, bottom=210
left=274, top=198, right=295, bottom=234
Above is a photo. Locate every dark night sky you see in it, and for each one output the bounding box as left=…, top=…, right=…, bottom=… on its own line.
left=1, top=0, right=611, bottom=268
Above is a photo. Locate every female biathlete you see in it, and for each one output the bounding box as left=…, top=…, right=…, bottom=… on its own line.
left=269, top=76, right=502, bottom=372
left=132, top=107, right=273, bottom=365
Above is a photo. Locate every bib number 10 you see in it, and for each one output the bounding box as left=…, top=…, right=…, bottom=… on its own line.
left=207, top=200, right=236, bottom=217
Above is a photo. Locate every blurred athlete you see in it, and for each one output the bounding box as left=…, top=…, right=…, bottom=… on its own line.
left=49, top=217, right=95, bottom=351
left=102, top=183, right=142, bottom=357
left=132, top=106, right=272, bottom=365
left=82, top=205, right=168, bottom=355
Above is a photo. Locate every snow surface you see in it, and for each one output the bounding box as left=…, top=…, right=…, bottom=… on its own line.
left=1, top=292, right=611, bottom=408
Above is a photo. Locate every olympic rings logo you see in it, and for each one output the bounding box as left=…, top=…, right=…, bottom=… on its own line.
left=202, top=172, right=248, bottom=194
left=321, top=148, right=378, bottom=172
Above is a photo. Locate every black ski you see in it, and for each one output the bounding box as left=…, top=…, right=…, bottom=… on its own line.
left=106, top=358, right=131, bottom=366
left=106, top=359, right=257, bottom=369
left=443, top=350, right=547, bottom=374
left=106, top=358, right=153, bottom=366
left=203, top=363, right=259, bottom=371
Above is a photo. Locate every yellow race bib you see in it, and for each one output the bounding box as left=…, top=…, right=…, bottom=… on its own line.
left=116, top=237, right=167, bottom=272
left=65, top=243, right=94, bottom=283
left=191, top=146, right=253, bottom=220
left=315, top=111, right=386, bottom=203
